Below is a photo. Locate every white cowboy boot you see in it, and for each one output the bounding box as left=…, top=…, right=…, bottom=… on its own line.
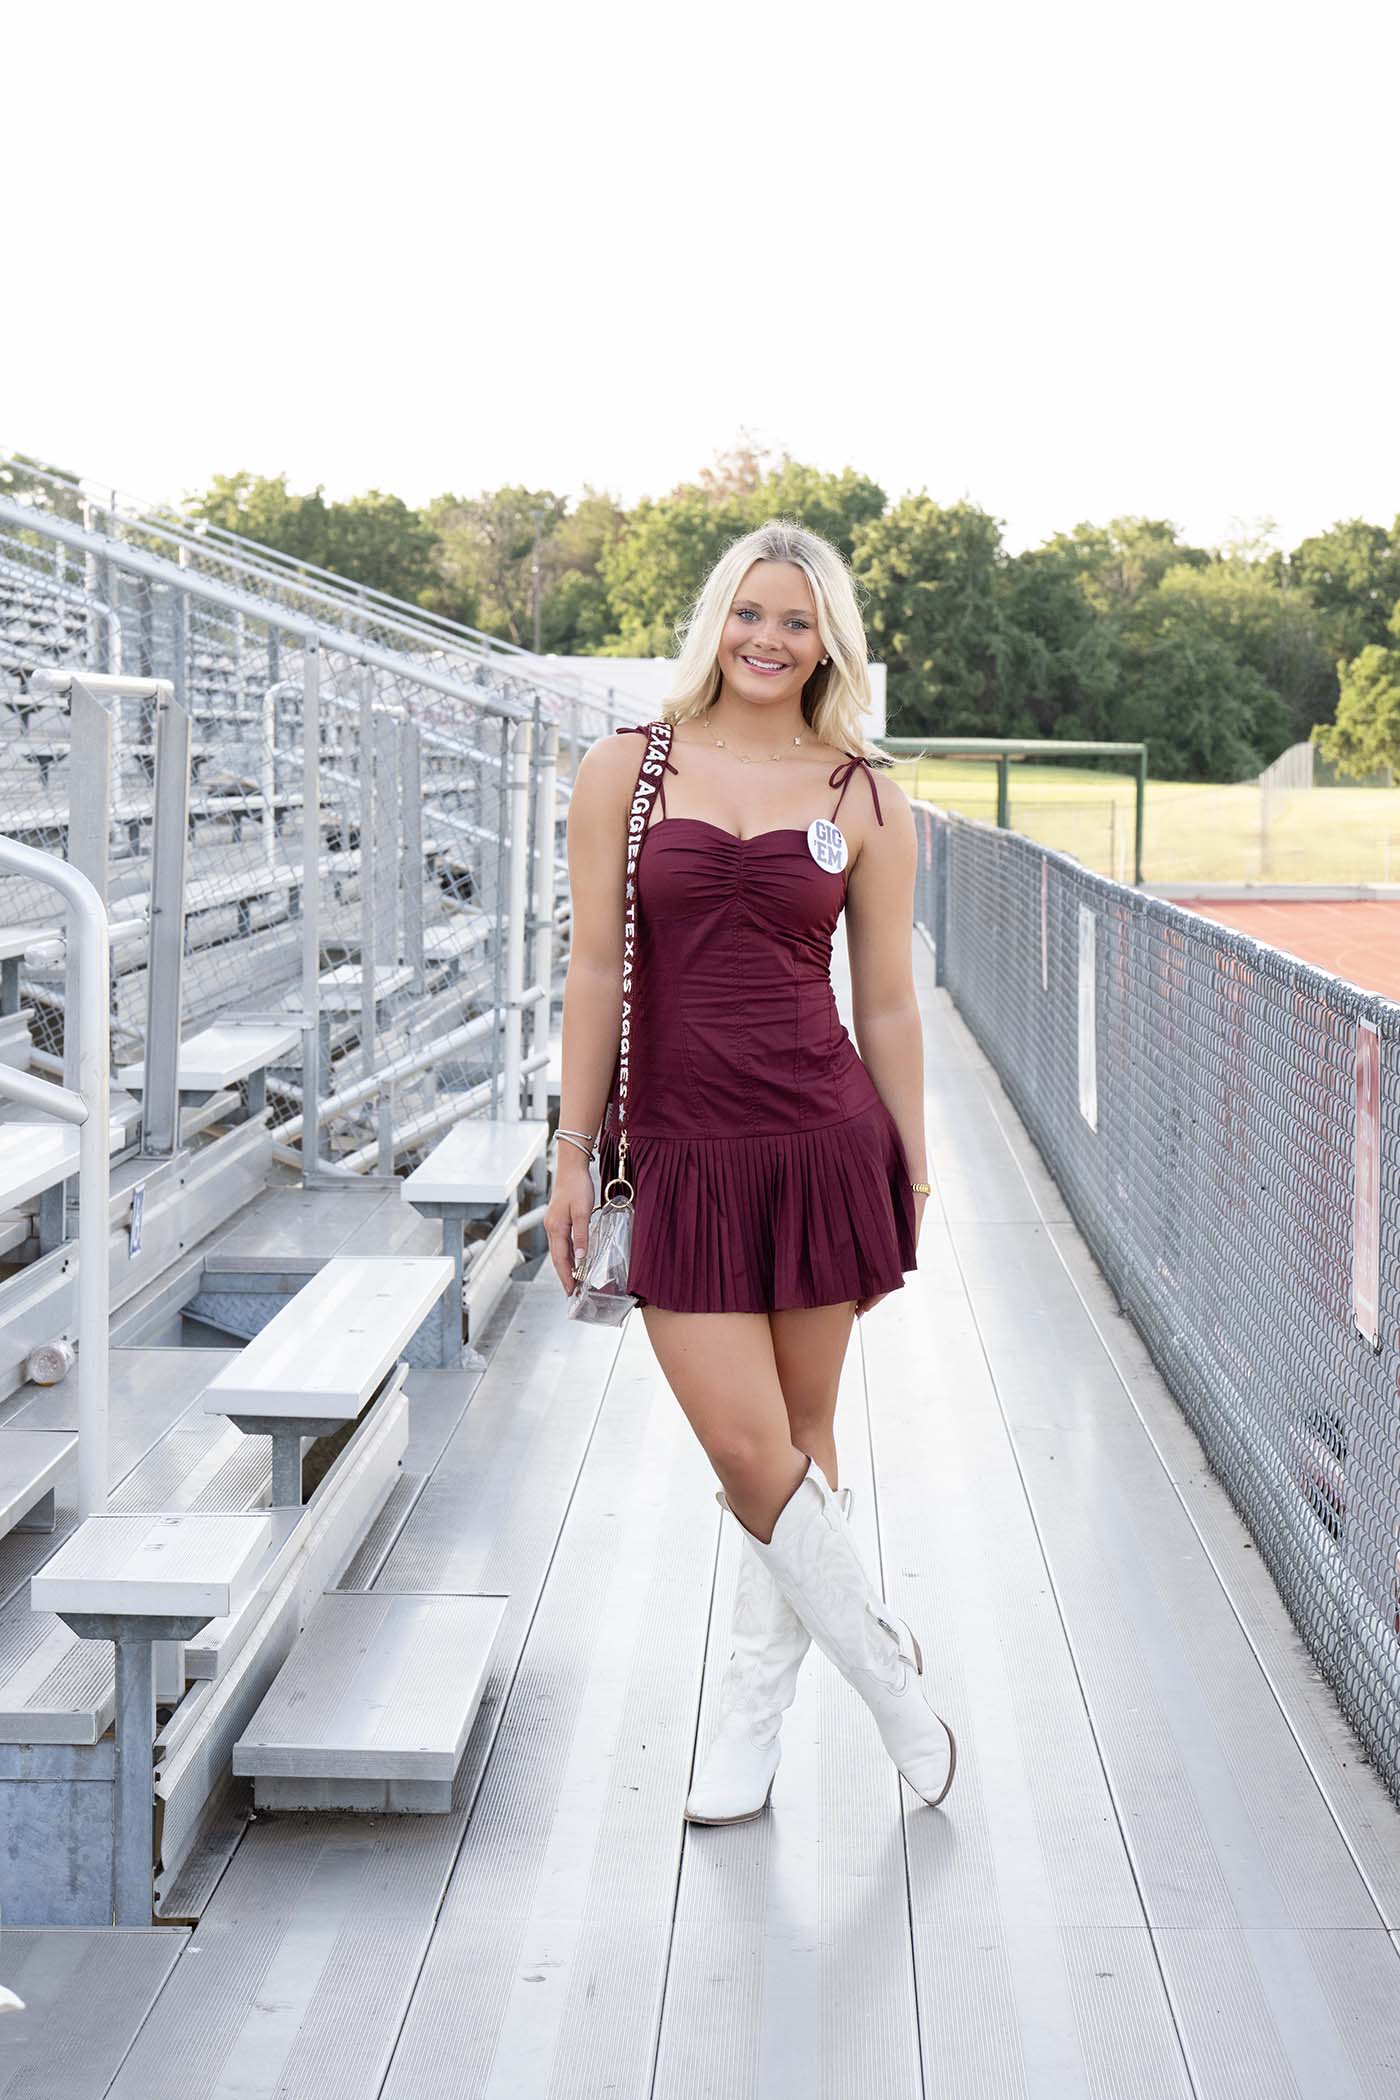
left=719, top=1456, right=956, bottom=1807
left=685, top=1482, right=853, bottom=1824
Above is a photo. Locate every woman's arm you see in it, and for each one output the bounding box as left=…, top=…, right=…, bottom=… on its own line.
left=544, top=731, right=637, bottom=1293
left=843, top=777, right=930, bottom=1196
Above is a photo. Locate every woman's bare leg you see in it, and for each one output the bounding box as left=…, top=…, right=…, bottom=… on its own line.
left=640, top=1305, right=808, bottom=1542
left=768, top=1300, right=858, bottom=1496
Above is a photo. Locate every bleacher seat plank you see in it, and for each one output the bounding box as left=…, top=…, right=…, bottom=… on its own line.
left=232, top=1590, right=506, bottom=1807
left=0, top=1101, right=138, bottom=1210
left=0, top=925, right=50, bottom=962
left=420, top=913, right=491, bottom=962
left=30, top=1511, right=272, bottom=1619
left=0, top=1428, right=75, bottom=1534
left=200, top=1256, right=453, bottom=1420
left=116, top=1022, right=300, bottom=1094
left=403, top=1118, right=549, bottom=1207
left=315, top=964, right=413, bottom=1010
left=183, top=1372, right=410, bottom=1682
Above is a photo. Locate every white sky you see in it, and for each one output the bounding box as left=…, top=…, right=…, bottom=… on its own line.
left=7, top=0, right=1397, bottom=556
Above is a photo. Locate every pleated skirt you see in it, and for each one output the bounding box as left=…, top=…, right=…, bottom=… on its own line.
left=594, top=1094, right=918, bottom=1315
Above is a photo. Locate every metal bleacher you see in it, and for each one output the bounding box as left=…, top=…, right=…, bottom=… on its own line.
left=2, top=453, right=1400, bottom=2096
left=0, top=455, right=643, bottom=1962
left=5, top=926, right=1400, bottom=2095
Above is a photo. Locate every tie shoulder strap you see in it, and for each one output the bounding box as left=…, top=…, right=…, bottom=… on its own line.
left=827, top=751, right=885, bottom=827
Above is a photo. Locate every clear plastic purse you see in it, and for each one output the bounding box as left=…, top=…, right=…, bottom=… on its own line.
left=566, top=1155, right=637, bottom=1326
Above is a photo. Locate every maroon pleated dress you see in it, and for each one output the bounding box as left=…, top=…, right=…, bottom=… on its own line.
left=592, top=721, right=919, bottom=1315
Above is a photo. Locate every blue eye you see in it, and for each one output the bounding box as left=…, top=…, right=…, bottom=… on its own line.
left=735, top=608, right=811, bottom=629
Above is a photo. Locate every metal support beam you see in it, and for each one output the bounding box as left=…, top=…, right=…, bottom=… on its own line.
left=503, top=715, right=533, bottom=1123
left=58, top=1607, right=213, bottom=1924
left=401, top=720, right=423, bottom=987
left=225, top=1413, right=346, bottom=1506
left=358, top=666, right=376, bottom=1085
left=300, top=640, right=323, bottom=1168
left=140, top=604, right=193, bottom=1156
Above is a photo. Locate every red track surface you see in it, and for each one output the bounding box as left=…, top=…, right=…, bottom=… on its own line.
left=1175, top=898, right=1400, bottom=1004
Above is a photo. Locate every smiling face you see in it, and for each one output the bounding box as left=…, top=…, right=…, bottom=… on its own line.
left=718, top=559, right=825, bottom=704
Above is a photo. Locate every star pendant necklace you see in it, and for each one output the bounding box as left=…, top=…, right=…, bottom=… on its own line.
left=706, top=717, right=807, bottom=764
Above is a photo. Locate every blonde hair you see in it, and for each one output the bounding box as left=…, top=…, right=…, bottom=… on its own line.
left=659, top=519, right=889, bottom=766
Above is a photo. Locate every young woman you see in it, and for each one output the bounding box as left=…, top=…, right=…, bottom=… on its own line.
left=544, top=520, right=956, bottom=1824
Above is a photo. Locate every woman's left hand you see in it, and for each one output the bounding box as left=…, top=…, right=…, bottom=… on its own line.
left=855, top=1191, right=927, bottom=1317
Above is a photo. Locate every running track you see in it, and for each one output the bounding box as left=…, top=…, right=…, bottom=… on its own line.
left=1175, top=896, right=1400, bottom=1004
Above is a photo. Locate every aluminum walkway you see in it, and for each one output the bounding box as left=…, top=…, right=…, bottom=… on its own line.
left=5, top=932, right=1400, bottom=2098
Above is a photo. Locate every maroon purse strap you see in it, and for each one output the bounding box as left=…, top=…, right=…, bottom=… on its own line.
left=609, top=717, right=674, bottom=1196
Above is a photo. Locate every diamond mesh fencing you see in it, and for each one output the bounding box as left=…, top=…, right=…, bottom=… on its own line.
left=0, top=451, right=632, bottom=751
left=912, top=801, right=1400, bottom=1803
left=0, top=487, right=574, bottom=1173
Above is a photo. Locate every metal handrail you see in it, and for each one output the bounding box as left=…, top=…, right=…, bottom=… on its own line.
left=0, top=457, right=626, bottom=720
left=0, top=501, right=534, bottom=725
left=0, top=834, right=110, bottom=1518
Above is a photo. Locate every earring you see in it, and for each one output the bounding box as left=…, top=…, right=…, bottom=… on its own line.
left=820, top=656, right=830, bottom=665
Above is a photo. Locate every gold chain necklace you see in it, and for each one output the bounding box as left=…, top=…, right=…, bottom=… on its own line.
left=706, top=719, right=807, bottom=765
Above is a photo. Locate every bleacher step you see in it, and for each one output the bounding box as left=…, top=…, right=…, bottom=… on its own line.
left=403, top=1117, right=549, bottom=1207
left=115, top=1022, right=300, bottom=1094
left=233, top=1590, right=506, bottom=1811
left=200, top=1255, right=452, bottom=1422
left=0, top=1100, right=139, bottom=1211
left=0, top=1428, right=75, bottom=1537
left=30, top=1510, right=273, bottom=1619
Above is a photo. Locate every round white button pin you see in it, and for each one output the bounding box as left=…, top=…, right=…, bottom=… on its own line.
left=806, top=818, right=848, bottom=873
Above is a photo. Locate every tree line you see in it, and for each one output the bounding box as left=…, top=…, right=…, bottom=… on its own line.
left=9, top=444, right=1399, bottom=783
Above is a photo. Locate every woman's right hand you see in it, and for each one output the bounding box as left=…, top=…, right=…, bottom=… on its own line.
left=545, top=1151, right=598, bottom=1297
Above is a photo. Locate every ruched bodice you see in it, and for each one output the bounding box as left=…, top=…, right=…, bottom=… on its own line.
left=594, top=722, right=918, bottom=1314
left=629, top=818, right=887, bottom=1136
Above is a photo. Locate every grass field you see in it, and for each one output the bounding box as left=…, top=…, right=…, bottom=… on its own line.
left=884, top=757, right=1400, bottom=886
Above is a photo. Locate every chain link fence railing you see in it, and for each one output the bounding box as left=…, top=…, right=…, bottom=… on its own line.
left=0, top=451, right=640, bottom=761
left=0, top=492, right=574, bottom=1180
left=912, top=799, right=1400, bottom=1804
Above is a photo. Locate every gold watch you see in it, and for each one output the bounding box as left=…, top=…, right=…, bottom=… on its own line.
left=910, top=1180, right=931, bottom=1195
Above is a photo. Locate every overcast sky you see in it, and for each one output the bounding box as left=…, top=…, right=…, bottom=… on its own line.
left=7, top=0, right=1396, bottom=556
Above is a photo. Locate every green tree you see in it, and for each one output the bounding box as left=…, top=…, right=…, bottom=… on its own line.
left=1288, top=519, right=1400, bottom=661
left=1001, top=540, right=1127, bottom=743
left=751, top=458, right=886, bottom=562
left=852, top=495, right=1016, bottom=736
left=1151, top=560, right=1337, bottom=746
left=1113, top=579, right=1291, bottom=780
left=1311, top=644, right=1400, bottom=779
left=594, top=446, right=888, bottom=656
left=1037, top=516, right=1210, bottom=615
left=187, top=472, right=438, bottom=605
left=0, top=453, right=87, bottom=523
left=597, top=487, right=753, bottom=654
left=535, top=488, right=628, bottom=652
left=422, top=487, right=572, bottom=643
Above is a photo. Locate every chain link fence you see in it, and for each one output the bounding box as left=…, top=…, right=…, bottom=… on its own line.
left=0, top=485, right=586, bottom=1175
left=912, top=799, right=1400, bottom=1804
left=0, top=451, right=638, bottom=749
